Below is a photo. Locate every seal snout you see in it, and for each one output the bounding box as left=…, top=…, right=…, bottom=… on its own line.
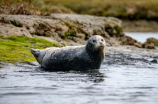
left=99, top=42, right=103, bottom=45
left=98, top=40, right=105, bottom=49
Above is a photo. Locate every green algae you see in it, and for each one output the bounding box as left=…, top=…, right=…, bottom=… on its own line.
left=0, top=35, right=62, bottom=63
left=64, top=31, right=76, bottom=40
left=114, top=26, right=122, bottom=37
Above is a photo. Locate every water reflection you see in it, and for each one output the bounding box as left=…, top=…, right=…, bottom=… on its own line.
left=35, top=66, right=105, bottom=83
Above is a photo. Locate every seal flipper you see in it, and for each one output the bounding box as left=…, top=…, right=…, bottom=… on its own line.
left=30, top=48, right=45, bottom=65
left=30, top=48, right=40, bottom=58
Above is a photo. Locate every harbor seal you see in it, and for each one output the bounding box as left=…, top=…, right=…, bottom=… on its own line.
left=31, top=35, right=106, bottom=71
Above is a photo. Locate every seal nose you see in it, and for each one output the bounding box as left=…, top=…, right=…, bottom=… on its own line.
left=99, top=42, right=102, bottom=45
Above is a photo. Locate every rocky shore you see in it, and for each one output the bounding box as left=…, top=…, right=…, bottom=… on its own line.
left=0, top=14, right=123, bottom=46
left=0, top=14, right=158, bottom=63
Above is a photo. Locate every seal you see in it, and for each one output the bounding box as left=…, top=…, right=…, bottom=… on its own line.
left=31, top=35, right=106, bottom=71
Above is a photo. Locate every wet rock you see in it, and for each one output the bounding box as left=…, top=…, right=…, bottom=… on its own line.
left=146, top=38, right=158, bottom=46
left=142, top=43, right=155, bottom=49
left=121, top=36, right=142, bottom=48
left=133, top=43, right=142, bottom=48
left=150, top=59, right=157, bottom=63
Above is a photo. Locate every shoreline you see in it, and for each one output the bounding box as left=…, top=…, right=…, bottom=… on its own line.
left=122, top=20, right=158, bottom=32
left=0, top=14, right=158, bottom=64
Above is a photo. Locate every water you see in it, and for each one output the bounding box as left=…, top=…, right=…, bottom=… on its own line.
left=125, top=32, right=158, bottom=43
left=1, top=32, right=158, bottom=104
left=0, top=52, right=158, bottom=104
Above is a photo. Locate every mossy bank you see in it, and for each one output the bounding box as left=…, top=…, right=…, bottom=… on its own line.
left=0, top=35, right=62, bottom=63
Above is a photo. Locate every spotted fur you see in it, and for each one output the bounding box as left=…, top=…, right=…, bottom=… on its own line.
left=31, top=35, right=106, bottom=71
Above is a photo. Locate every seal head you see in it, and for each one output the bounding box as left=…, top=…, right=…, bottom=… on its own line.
left=86, top=35, right=105, bottom=59
left=80, top=35, right=106, bottom=70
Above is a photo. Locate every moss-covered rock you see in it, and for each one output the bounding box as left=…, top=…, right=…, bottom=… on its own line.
left=141, top=37, right=158, bottom=49
left=146, top=38, right=158, bottom=46
left=0, top=35, right=62, bottom=63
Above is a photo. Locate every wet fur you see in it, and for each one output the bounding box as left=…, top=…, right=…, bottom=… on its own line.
left=31, top=35, right=106, bottom=71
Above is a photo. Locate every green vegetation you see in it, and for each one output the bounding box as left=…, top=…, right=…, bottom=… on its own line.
left=115, top=26, right=122, bottom=37
left=0, top=0, right=74, bottom=15
left=46, top=0, right=158, bottom=20
left=0, top=35, right=62, bottom=63
left=64, top=31, right=76, bottom=40
left=1, top=0, right=158, bottom=20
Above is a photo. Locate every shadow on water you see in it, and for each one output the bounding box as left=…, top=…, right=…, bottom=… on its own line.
left=35, top=66, right=105, bottom=83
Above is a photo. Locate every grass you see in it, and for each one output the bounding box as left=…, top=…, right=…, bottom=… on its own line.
left=0, top=0, right=74, bottom=15
left=44, top=0, right=158, bottom=20
left=64, top=31, right=76, bottom=40
left=1, top=0, right=158, bottom=20
left=0, top=35, right=62, bottom=63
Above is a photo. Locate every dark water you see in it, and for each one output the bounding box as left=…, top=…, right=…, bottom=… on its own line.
left=0, top=53, right=158, bottom=104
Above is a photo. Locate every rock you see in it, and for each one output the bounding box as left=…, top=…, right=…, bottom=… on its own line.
left=0, top=14, right=123, bottom=46
left=142, top=43, right=155, bottom=49
left=142, top=37, right=158, bottom=49
left=146, top=38, right=158, bottom=46
left=51, top=14, right=122, bottom=38
left=133, top=43, right=142, bottom=48
left=32, top=35, right=58, bottom=43
left=121, top=36, right=142, bottom=48
left=0, top=23, right=32, bottom=37
left=150, top=59, right=157, bottom=63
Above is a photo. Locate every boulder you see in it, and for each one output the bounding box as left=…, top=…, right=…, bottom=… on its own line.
left=146, top=38, right=158, bottom=46
left=142, top=43, right=155, bottom=49
left=142, top=37, right=158, bottom=49
left=120, top=36, right=142, bottom=48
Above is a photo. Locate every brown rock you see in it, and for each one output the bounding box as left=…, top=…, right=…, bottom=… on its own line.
left=0, top=14, right=123, bottom=46
left=133, top=43, right=142, bottom=48
left=142, top=43, right=155, bottom=49
left=121, top=36, right=136, bottom=45
left=146, top=38, right=158, bottom=46
left=51, top=14, right=122, bottom=39
left=121, top=36, right=143, bottom=48
left=0, top=23, right=32, bottom=37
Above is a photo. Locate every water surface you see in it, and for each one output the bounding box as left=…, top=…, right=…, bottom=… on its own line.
left=0, top=52, right=158, bottom=104
left=125, top=32, right=158, bottom=43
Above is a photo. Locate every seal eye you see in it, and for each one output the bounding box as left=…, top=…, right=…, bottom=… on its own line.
left=101, top=39, right=104, bottom=41
left=93, top=40, right=96, bottom=43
